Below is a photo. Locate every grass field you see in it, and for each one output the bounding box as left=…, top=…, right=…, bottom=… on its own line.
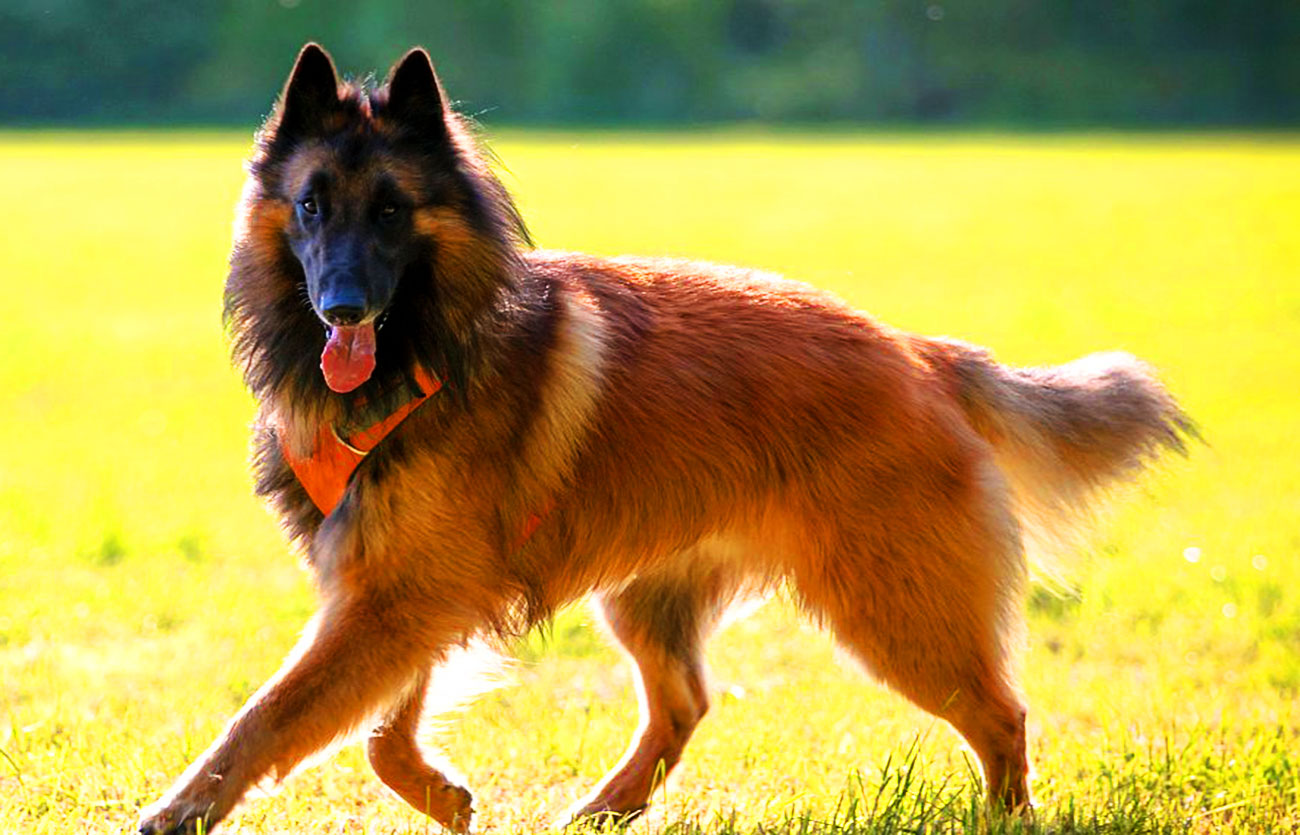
left=0, top=131, right=1297, bottom=833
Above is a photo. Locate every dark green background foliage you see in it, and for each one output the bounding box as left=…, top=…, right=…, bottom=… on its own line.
left=2, top=0, right=1297, bottom=126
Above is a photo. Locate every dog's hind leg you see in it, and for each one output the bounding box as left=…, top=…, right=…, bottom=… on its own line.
left=367, top=667, right=474, bottom=830
left=801, top=558, right=1031, bottom=809
left=563, top=561, right=741, bottom=824
left=793, top=473, right=1032, bottom=811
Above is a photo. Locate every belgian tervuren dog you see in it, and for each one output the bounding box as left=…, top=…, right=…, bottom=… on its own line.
left=139, top=44, right=1191, bottom=834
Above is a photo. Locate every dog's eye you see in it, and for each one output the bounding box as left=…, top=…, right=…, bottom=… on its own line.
left=299, top=198, right=319, bottom=216
left=379, top=203, right=399, bottom=219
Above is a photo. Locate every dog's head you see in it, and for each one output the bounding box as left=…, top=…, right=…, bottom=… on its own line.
left=228, top=44, right=526, bottom=397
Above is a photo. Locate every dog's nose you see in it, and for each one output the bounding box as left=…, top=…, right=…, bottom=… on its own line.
left=322, top=305, right=366, bottom=327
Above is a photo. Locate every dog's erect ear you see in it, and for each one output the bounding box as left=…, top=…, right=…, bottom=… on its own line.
left=275, top=43, right=341, bottom=140
left=385, top=48, right=452, bottom=145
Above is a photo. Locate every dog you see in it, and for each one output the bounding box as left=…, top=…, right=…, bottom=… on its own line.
left=138, top=43, right=1191, bottom=834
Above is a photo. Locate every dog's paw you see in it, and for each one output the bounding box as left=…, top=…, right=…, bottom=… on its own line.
left=137, top=797, right=215, bottom=835
left=379, top=770, right=474, bottom=832
left=434, top=782, right=474, bottom=834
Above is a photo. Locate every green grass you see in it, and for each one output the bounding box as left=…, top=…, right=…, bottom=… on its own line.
left=0, top=131, right=1297, bottom=833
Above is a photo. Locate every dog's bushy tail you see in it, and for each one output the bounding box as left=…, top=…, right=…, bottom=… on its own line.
left=922, top=338, right=1196, bottom=581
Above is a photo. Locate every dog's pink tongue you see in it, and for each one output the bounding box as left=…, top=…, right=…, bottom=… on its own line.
left=321, top=323, right=377, bottom=393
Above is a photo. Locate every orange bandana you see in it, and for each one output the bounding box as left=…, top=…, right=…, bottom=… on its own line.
left=280, top=366, right=552, bottom=549
left=281, top=367, right=444, bottom=515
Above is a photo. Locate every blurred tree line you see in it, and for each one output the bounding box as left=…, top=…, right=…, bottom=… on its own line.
left=1, top=0, right=1296, bottom=126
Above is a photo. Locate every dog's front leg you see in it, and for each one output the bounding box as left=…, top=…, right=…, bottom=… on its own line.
left=368, top=666, right=473, bottom=829
left=138, top=589, right=448, bottom=835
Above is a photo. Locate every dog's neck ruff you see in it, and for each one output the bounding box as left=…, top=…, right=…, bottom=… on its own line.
left=281, top=366, right=443, bottom=516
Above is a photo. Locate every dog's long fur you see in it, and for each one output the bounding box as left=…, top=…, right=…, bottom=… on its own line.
left=139, top=44, right=1192, bottom=835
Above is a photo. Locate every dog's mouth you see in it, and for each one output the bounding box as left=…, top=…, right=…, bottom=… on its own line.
left=321, top=322, right=377, bottom=393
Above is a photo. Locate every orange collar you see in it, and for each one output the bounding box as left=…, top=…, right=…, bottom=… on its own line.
left=281, top=366, right=444, bottom=515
